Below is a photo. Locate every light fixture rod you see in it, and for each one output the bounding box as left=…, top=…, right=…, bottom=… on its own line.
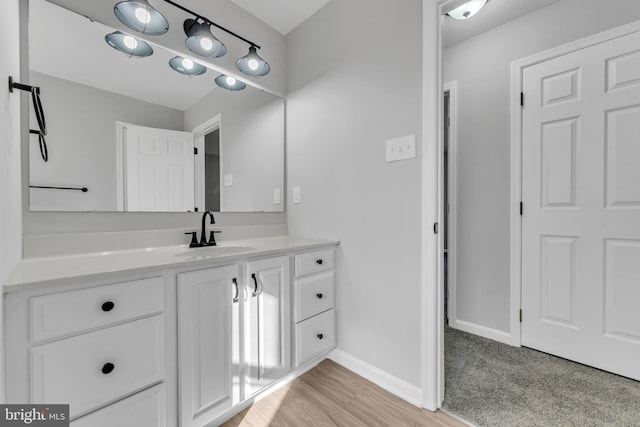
left=160, top=0, right=261, bottom=49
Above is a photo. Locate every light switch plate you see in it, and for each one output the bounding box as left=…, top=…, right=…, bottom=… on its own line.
left=386, top=134, right=416, bottom=162
left=223, top=174, right=233, bottom=187
left=292, top=186, right=301, bottom=204
left=273, top=189, right=281, bottom=204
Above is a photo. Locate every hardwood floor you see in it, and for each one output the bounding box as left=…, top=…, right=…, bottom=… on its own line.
left=222, top=360, right=468, bottom=427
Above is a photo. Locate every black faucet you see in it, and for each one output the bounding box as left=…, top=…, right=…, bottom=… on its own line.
left=201, top=211, right=215, bottom=246
left=184, top=211, right=221, bottom=248
left=200, top=211, right=222, bottom=246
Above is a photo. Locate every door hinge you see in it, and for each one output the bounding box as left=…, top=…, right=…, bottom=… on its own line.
left=434, top=223, right=439, bottom=234
left=520, top=92, right=524, bottom=107
left=519, top=309, right=523, bottom=323
left=520, top=202, right=523, bottom=216
left=194, top=147, right=198, bottom=155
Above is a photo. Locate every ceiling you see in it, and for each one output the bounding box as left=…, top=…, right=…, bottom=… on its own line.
left=230, top=0, right=331, bottom=35
left=443, top=0, right=562, bottom=47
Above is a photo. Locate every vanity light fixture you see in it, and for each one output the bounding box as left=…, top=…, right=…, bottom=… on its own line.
left=169, top=56, right=207, bottom=76
left=105, top=31, right=154, bottom=57
left=447, top=0, right=488, bottom=20
left=215, top=74, right=246, bottom=91
left=236, top=45, right=270, bottom=77
left=184, top=19, right=227, bottom=58
left=123, top=0, right=272, bottom=77
left=114, top=0, right=169, bottom=35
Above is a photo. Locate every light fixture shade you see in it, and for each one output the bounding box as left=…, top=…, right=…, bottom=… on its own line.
left=169, top=56, right=207, bottom=76
left=236, top=45, right=270, bottom=77
left=114, top=0, right=169, bottom=35
left=105, top=31, right=154, bottom=58
left=184, top=19, right=227, bottom=58
left=447, top=0, right=488, bottom=20
left=215, top=74, right=246, bottom=91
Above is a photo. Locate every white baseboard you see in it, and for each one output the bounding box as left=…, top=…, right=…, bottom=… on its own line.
left=328, top=349, right=422, bottom=407
left=449, top=319, right=514, bottom=346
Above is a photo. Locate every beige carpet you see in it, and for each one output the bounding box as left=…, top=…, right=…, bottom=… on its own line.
left=443, top=326, right=640, bottom=426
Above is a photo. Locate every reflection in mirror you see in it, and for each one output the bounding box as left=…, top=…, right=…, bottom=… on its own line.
left=28, top=0, right=284, bottom=213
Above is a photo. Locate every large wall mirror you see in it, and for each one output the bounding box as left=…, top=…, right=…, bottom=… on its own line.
left=27, top=0, right=285, bottom=213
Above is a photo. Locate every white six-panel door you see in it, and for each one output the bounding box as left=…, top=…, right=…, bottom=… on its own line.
left=124, top=124, right=195, bottom=212
left=522, top=30, right=640, bottom=380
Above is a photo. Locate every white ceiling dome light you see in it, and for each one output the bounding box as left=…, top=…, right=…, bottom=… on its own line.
left=447, top=0, right=488, bottom=20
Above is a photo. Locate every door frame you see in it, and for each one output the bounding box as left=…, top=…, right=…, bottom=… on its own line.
left=443, top=81, right=458, bottom=327
left=510, top=19, right=640, bottom=349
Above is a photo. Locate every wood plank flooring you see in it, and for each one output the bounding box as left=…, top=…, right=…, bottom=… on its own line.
left=222, top=359, right=467, bottom=427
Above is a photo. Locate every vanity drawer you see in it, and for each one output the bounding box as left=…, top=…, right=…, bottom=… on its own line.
left=295, top=271, right=335, bottom=322
left=71, top=384, right=166, bottom=427
left=30, top=315, right=165, bottom=419
left=295, top=309, right=335, bottom=366
left=294, top=248, right=335, bottom=277
left=30, top=277, right=164, bottom=342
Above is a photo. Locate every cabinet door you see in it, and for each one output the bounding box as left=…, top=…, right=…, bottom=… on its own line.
left=178, top=265, right=241, bottom=427
left=245, top=256, right=291, bottom=397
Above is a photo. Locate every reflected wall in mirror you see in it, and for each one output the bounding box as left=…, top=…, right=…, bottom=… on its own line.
left=28, top=0, right=284, bottom=213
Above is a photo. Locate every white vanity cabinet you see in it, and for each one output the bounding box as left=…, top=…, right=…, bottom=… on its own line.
left=294, top=249, right=337, bottom=366
left=4, top=237, right=338, bottom=427
left=177, top=256, right=291, bottom=426
left=4, top=276, right=168, bottom=424
left=177, top=264, right=242, bottom=427
left=244, top=256, right=291, bottom=397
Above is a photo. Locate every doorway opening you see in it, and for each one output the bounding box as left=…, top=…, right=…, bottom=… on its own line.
left=203, top=129, right=221, bottom=212
left=193, top=114, right=222, bottom=212
left=438, top=0, right=640, bottom=425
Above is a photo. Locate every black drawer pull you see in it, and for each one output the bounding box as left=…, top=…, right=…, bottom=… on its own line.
left=101, top=362, right=115, bottom=375
left=317, top=333, right=324, bottom=340
left=316, top=259, right=323, bottom=265
left=316, top=293, right=324, bottom=299
left=101, top=301, right=115, bottom=312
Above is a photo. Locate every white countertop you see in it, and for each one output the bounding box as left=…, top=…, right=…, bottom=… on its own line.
left=4, top=236, right=339, bottom=292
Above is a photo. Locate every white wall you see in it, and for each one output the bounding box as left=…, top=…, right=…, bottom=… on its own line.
left=287, top=0, right=423, bottom=387
left=28, top=72, right=184, bottom=212
left=0, top=0, right=23, bottom=402
left=445, top=0, right=640, bottom=333
left=184, top=88, right=285, bottom=213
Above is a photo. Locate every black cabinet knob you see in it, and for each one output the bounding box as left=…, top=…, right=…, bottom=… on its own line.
left=316, top=259, right=323, bottom=265
left=316, top=293, right=324, bottom=299
left=317, top=333, right=324, bottom=340
left=101, top=301, right=115, bottom=312
left=101, top=362, right=115, bottom=375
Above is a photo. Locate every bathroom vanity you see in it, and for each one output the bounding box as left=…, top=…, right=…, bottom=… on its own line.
left=4, top=236, right=339, bottom=426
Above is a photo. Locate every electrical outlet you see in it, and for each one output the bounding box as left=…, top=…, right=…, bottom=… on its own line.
left=223, top=174, right=233, bottom=187
left=292, top=186, right=301, bottom=204
left=386, top=134, right=416, bottom=162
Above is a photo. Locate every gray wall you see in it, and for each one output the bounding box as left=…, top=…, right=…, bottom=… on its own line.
left=286, top=0, right=423, bottom=387
left=184, top=87, right=285, bottom=213
left=444, top=0, right=640, bottom=333
left=0, top=0, right=22, bottom=401
left=28, top=72, right=184, bottom=212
